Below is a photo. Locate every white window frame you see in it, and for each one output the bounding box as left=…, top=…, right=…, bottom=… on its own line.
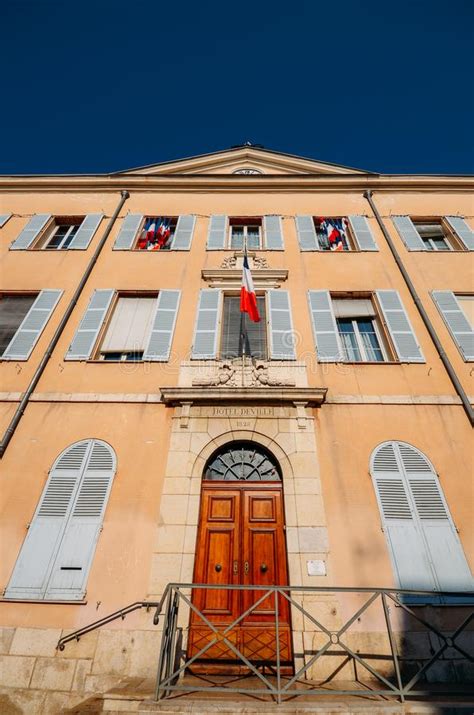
left=96, top=292, right=159, bottom=361
left=412, top=220, right=456, bottom=252
left=42, top=223, right=80, bottom=251
left=336, top=316, right=389, bottom=362
left=228, top=223, right=262, bottom=250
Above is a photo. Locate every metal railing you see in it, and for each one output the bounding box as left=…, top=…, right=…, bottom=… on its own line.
left=155, top=583, right=474, bottom=704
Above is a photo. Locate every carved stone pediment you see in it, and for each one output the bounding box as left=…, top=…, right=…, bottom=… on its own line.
left=179, top=358, right=308, bottom=390
left=219, top=252, right=269, bottom=270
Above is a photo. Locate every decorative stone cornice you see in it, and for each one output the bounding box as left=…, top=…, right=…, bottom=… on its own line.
left=201, top=268, right=288, bottom=289
left=159, top=386, right=327, bottom=406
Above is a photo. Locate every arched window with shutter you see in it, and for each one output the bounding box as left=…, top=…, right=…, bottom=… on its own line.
left=5, top=439, right=116, bottom=601
left=370, top=441, right=473, bottom=602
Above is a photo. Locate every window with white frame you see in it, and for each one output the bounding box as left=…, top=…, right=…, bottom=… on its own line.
left=35, top=217, right=83, bottom=250
left=314, top=217, right=354, bottom=251
left=412, top=220, right=459, bottom=251
left=333, top=298, right=389, bottom=362
left=220, top=294, right=267, bottom=359
left=456, top=295, right=474, bottom=328
left=97, top=294, right=158, bottom=361
left=229, top=218, right=262, bottom=250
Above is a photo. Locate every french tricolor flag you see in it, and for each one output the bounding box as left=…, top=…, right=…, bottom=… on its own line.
left=240, top=255, right=260, bottom=322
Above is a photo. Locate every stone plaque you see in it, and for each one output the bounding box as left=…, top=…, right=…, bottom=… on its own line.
left=306, top=560, right=327, bottom=577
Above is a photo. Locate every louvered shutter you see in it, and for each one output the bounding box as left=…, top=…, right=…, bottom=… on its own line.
left=113, top=214, right=143, bottom=250
left=392, top=216, right=425, bottom=251
left=207, top=215, right=227, bottom=250
left=191, top=289, right=222, bottom=358
left=432, top=291, right=474, bottom=361
left=295, top=216, right=319, bottom=251
left=307, top=290, right=342, bottom=362
left=268, top=290, right=296, bottom=359
left=2, top=290, right=63, bottom=360
left=264, top=215, right=284, bottom=250
left=66, top=290, right=114, bottom=360
left=45, top=441, right=116, bottom=600
left=171, top=215, right=195, bottom=250
left=445, top=217, right=474, bottom=251
left=371, top=443, right=436, bottom=591
left=376, top=290, right=424, bottom=362
left=143, top=290, right=181, bottom=361
left=10, top=214, right=51, bottom=250
left=348, top=216, right=378, bottom=251
left=0, top=213, right=11, bottom=227
left=4, top=442, right=89, bottom=599
left=372, top=442, right=473, bottom=597
left=68, top=213, right=103, bottom=250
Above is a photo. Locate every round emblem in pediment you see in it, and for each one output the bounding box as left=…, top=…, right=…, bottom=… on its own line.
left=232, top=168, right=264, bottom=175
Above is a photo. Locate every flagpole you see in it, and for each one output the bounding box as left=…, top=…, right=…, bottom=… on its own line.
left=241, top=235, right=248, bottom=386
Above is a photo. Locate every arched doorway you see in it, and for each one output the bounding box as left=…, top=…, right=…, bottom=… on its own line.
left=187, top=441, right=292, bottom=672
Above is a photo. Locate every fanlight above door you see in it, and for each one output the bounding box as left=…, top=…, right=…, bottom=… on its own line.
left=204, top=442, right=281, bottom=482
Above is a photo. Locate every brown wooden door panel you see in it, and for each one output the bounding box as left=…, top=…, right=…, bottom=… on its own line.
left=191, top=490, right=240, bottom=624
left=189, top=482, right=292, bottom=670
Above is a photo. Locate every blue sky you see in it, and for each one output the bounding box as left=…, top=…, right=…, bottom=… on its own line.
left=1, top=0, right=472, bottom=174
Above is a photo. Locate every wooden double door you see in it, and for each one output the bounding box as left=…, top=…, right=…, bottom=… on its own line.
left=188, top=482, right=292, bottom=671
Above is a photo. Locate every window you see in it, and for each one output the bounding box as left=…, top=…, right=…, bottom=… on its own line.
left=370, top=441, right=473, bottom=602
left=221, top=295, right=267, bottom=359
left=457, top=295, right=474, bottom=328
left=4, top=440, right=116, bottom=601
left=412, top=220, right=456, bottom=251
left=308, top=290, right=424, bottom=363
left=0, top=290, right=62, bottom=360
left=314, top=217, right=353, bottom=251
left=229, top=218, right=262, bottom=250
left=134, top=216, right=177, bottom=251
left=35, top=217, right=82, bottom=250
left=296, top=215, right=378, bottom=251
left=392, top=216, right=473, bottom=251
left=97, top=295, right=158, bottom=361
left=66, top=289, right=181, bottom=362
left=335, top=298, right=389, bottom=362
left=0, top=294, right=36, bottom=355
left=10, top=213, right=103, bottom=251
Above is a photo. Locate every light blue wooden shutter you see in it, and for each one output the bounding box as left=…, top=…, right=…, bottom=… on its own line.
left=432, top=291, right=474, bottom=360
left=392, top=216, right=425, bottom=250
left=191, top=289, right=222, bottom=358
left=2, top=290, right=62, bottom=360
left=143, top=290, right=181, bottom=361
left=348, top=216, right=378, bottom=251
left=0, top=213, right=11, bottom=227
left=295, top=216, right=319, bottom=251
left=4, top=442, right=89, bottom=599
left=68, top=213, right=103, bottom=250
left=66, top=290, right=114, bottom=360
left=371, top=442, right=436, bottom=591
left=10, top=214, right=51, bottom=250
left=171, top=215, right=195, bottom=250
left=207, top=215, right=227, bottom=250
left=376, top=290, right=424, bottom=362
left=264, top=215, right=284, bottom=250
left=307, top=290, right=342, bottom=362
left=113, top=214, right=143, bottom=250
left=372, top=442, right=473, bottom=596
left=45, top=441, right=116, bottom=600
left=268, top=290, right=296, bottom=359
left=445, top=216, right=474, bottom=250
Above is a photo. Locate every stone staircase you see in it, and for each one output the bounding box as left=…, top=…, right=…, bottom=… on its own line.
left=62, top=677, right=474, bottom=715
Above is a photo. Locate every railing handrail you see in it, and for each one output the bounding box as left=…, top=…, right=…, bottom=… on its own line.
left=56, top=582, right=474, bottom=651
left=56, top=586, right=170, bottom=651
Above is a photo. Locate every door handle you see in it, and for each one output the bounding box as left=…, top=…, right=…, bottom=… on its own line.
left=260, top=563, right=268, bottom=573
left=215, top=563, right=222, bottom=573
left=244, top=561, right=249, bottom=575
left=233, top=560, right=238, bottom=575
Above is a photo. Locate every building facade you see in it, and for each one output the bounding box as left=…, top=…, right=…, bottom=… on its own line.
left=0, top=146, right=473, bottom=711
